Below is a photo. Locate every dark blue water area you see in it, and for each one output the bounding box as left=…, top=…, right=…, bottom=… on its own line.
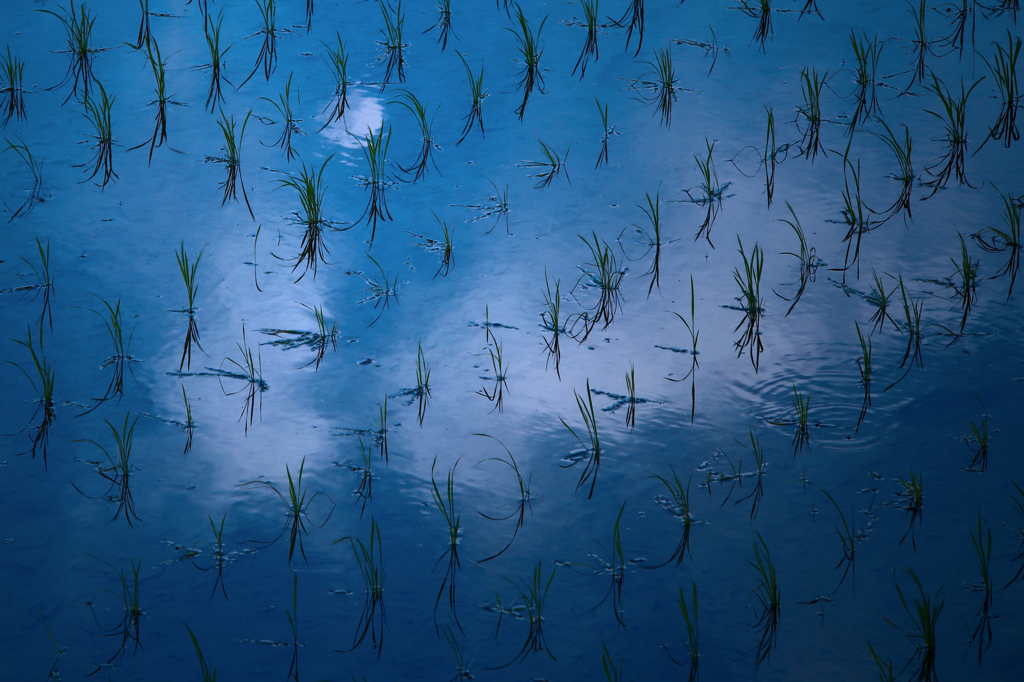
left=2, top=0, right=1023, bottom=680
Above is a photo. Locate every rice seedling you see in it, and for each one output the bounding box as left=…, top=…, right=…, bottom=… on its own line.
left=611, top=0, right=644, bottom=56
left=488, top=561, right=556, bottom=668
left=259, top=72, right=304, bottom=162
left=671, top=24, right=731, bottom=77
left=684, top=139, right=730, bottom=245
left=354, top=254, right=399, bottom=326
left=88, top=556, right=143, bottom=666
left=972, top=190, right=1021, bottom=300
left=508, top=4, right=547, bottom=120
left=82, top=296, right=137, bottom=407
left=430, top=457, right=463, bottom=632
left=791, top=386, right=810, bottom=454
left=442, top=625, right=474, bottom=680
left=773, top=203, right=821, bottom=315
left=601, top=640, right=624, bottom=681
left=318, top=33, right=351, bottom=131
left=475, top=340, right=509, bottom=412
left=937, top=0, right=977, bottom=55
left=864, top=269, right=898, bottom=333
left=284, top=573, right=301, bottom=681
left=240, top=0, right=291, bottom=88
left=391, top=89, right=440, bottom=182
left=9, top=324, right=56, bottom=466
left=517, top=139, right=571, bottom=189
left=476, top=434, right=533, bottom=562
left=38, top=0, right=108, bottom=103
left=185, top=624, right=217, bottom=681
left=945, top=234, right=980, bottom=333
left=729, top=428, right=767, bottom=518
left=966, top=511, right=994, bottom=662
left=885, top=568, right=943, bottom=682
left=539, top=273, right=572, bottom=378
left=571, top=0, right=601, bottom=78
left=836, top=150, right=876, bottom=280
left=74, top=413, right=140, bottom=525
left=354, top=125, right=394, bottom=244
left=594, top=97, right=619, bottom=168
left=197, top=9, right=232, bottom=112
left=847, top=31, right=882, bottom=133
left=978, top=31, right=1021, bottom=151
left=1, top=46, right=26, bottom=126
left=921, top=74, right=983, bottom=197
left=455, top=51, right=486, bottom=145
left=963, top=400, right=993, bottom=472
left=797, top=66, right=827, bottom=161
left=732, top=237, right=764, bottom=371
left=895, top=469, right=923, bottom=549
left=855, top=322, right=873, bottom=427
left=432, top=213, right=455, bottom=278
left=648, top=467, right=693, bottom=568
left=901, top=0, right=936, bottom=90
left=336, top=518, right=387, bottom=658
left=238, top=457, right=335, bottom=563
left=172, top=242, right=204, bottom=372
left=205, top=109, right=254, bottom=220
left=127, top=37, right=185, bottom=164
left=455, top=177, right=509, bottom=232
left=192, top=513, right=228, bottom=598
left=77, top=81, right=117, bottom=189
left=275, top=156, right=335, bottom=281
left=1006, top=481, right=1024, bottom=588
left=799, top=0, right=822, bottom=19
left=414, top=341, right=431, bottom=424
left=220, top=324, right=268, bottom=431
left=258, top=303, right=339, bottom=370
left=866, top=641, right=897, bottom=682
left=666, top=277, right=700, bottom=423
left=623, top=363, right=639, bottom=431
left=134, top=0, right=152, bottom=49
left=3, top=139, right=44, bottom=222
left=560, top=380, right=602, bottom=499
left=375, top=0, right=407, bottom=88
left=749, top=533, right=780, bottom=666
left=374, top=395, right=389, bottom=463
left=737, top=0, right=772, bottom=50
left=762, top=105, right=777, bottom=206
left=423, top=0, right=454, bottom=51
left=813, top=485, right=857, bottom=590
left=1, top=234, right=54, bottom=329
left=624, top=190, right=663, bottom=297
left=871, top=121, right=915, bottom=224
left=885, top=276, right=925, bottom=390
left=633, top=46, right=677, bottom=128
left=574, top=232, right=626, bottom=341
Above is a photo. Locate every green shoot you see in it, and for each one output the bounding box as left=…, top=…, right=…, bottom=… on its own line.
left=9, top=324, right=57, bottom=466
left=355, top=125, right=393, bottom=244
left=749, top=532, right=780, bottom=666
left=206, top=109, right=254, bottom=220
left=594, top=97, right=618, bottom=168
left=972, top=191, right=1021, bottom=300
left=37, top=0, right=107, bottom=102
left=921, top=74, right=984, bottom=196
left=774, top=203, right=821, bottom=315
left=1, top=46, right=27, bottom=125
left=77, top=81, right=117, bottom=189
left=871, top=121, right=914, bottom=224
left=128, top=37, right=184, bottom=165
left=74, top=413, right=140, bottom=525
left=978, top=30, right=1020, bottom=151
left=732, top=237, right=764, bottom=370
left=476, top=434, right=532, bottom=563
left=274, top=155, right=335, bottom=281
left=571, top=0, right=600, bottom=78
left=507, top=3, right=546, bottom=120
left=424, top=0, right=454, bottom=51
left=797, top=66, right=827, bottom=161
left=560, top=379, right=601, bottom=499
left=239, top=0, right=290, bottom=88
left=185, top=624, right=217, bottom=681
left=430, top=457, right=462, bottom=632
left=391, top=89, right=439, bottom=182
left=964, top=400, right=993, bottom=472
left=487, top=561, right=555, bottom=668
left=575, top=232, right=625, bottom=341
left=455, top=51, right=486, bottom=144
left=336, top=518, right=387, bottom=658
left=319, top=33, right=350, bottom=130
left=612, top=0, right=644, bottom=56
left=967, top=512, right=993, bottom=662
left=259, top=72, right=304, bottom=162
left=199, top=9, right=231, bottom=112
left=896, top=469, right=923, bottom=549
left=475, top=340, right=509, bottom=412
left=376, top=0, right=407, bottom=88
left=648, top=467, right=693, bottom=568
left=3, top=139, right=44, bottom=222
left=885, top=568, right=943, bottom=682
left=517, top=138, right=571, bottom=189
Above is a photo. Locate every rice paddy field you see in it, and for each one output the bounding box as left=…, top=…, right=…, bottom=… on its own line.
left=3, top=0, right=1023, bottom=679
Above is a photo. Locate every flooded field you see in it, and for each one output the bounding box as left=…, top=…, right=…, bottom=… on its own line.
left=2, top=0, right=1023, bottom=680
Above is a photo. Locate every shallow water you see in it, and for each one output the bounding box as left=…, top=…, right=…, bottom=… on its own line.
left=3, top=0, right=1023, bottom=680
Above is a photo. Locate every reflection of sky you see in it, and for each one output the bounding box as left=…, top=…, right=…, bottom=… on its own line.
left=316, top=90, right=386, bottom=149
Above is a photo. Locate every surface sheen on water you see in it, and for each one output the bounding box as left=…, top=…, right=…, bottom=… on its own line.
left=2, top=1, right=1022, bottom=680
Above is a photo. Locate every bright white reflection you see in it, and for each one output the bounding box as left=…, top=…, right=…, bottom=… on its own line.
left=317, top=90, right=385, bottom=149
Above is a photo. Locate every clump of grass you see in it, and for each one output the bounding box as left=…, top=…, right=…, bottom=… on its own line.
left=963, top=400, right=993, bottom=472
left=476, top=434, right=532, bottom=562
left=375, top=0, right=407, bottom=88
left=737, top=0, right=772, bottom=50
left=475, top=339, right=509, bottom=412
left=885, top=568, right=943, bottom=682
left=972, top=190, right=1021, bottom=300
left=455, top=51, right=486, bottom=145
left=903, top=0, right=936, bottom=90
left=354, top=125, right=393, bottom=245
left=336, top=519, right=387, bottom=658
left=423, top=0, right=454, bottom=51
left=797, top=66, right=827, bottom=161
left=430, top=457, right=462, bottom=631
left=634, top=47, right=677, bottom=127
left=134, top=0, right=152, bottom=49
left=88, top=556, right=142, bottom=666
left=353, top=439, right=373, bottom=515
left=432, top=213, right=454, bottom=279
left=392, top=89, right=439, bottom=182
left=275, top=156, right=334, bottom=282
left=77, top=81, right=117, bottom=189
left=539, top=272, right=572, bottom=378
left=967, top=511, right=994, bottom=662
left=238, top=457, right=335, bottom=563
left=675, top=582, right=699, bottom=680
left=206, top=109, right=254, bottom=220
left=185, top=624, right=217, bottom=682
left=937, top=0, right=976, bottom=55
left=671, top=24, right=731, bottom=76
left=259, top=72, right=304, bottom=162
left=871, top=121, right=915, bottom=224
left=666, top=277, right=700, bottom=423
left=921, top=74, right=983, bottom=196
left=3, top=139, right=45, bottom=222
left=774, top=203, right=821, bottom=315
left=572, top=0, right=601, bottom=78
left=84, top=296, right=137, bottom=406
left=979, top=31, right=1021, bottom=150
left=896, top=469, right=923, bottom=549
left=623, top=189, right=664, bottom=297
left=220, top=324, right=268, bottom=432
left=197, top=9, right=231, bottom=112
left=354, top=254, right=399, bottom=327
left=411, top=340, right=431, bottom=424
left=507, top=3, right=547, bottom=121
left=560, top=379, right=601, bottom=499
left=885, top=276, right=925, bottom=390
left=374, top=395, right=389, bottom=463
left=791, top=386, right=810, bottom=453
left=866, top=269, right=898, bottom=333
left=259, top=303, right=339, bottom=370
left=128, top=37, right=185, bottom=165
left=9, top=323, right=56, bottom=466
left=648, top=467, right=693, bottom=568
left=749, top=533, right=780, bottom=666
left=456, top=177, right=509, bottom=232
left=855, top=322, right=872, bottom=426
left=611, top=0, right=645, bottom=56
left=518, top=139, right=571, bottom=189
left=1, top=46, right=27, bottom=125
left=442, top=625, right=473, bottom=680
left=1006, top=481, right=1024, bottom=588
left=488, top=561, right=556, bottom=668
left=319, top=33, right=350, bottom=131
left=847, top=31, right=882, bottom=133
left=947, top=234, right=980, bottom=333
left=814, top=485, right=857, bottom=590
left=594, top=98, right=618, bottom=168
left=575, top=232, right=626, bottom=341
left=684, top=139, right=730, bottom=245
left=173, top=241, right=204, bottom=371
left=732, top=237, right=764, bottom=371
left=38, top=0, right=108, bottom=102
left=74, top=413, right=140, bottom=525
left=239, top=0, right=291, bottom=88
